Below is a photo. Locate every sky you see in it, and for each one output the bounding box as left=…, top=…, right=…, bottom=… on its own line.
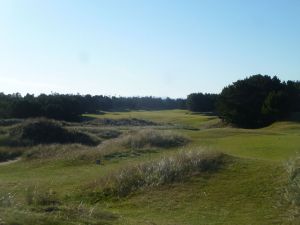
left=0, top=0, right=300, bottom=98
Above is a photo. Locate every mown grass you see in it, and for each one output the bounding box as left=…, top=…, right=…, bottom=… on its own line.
left=184, top=124, right=300, bottom=161
left=0, top=110, right=299, bottom=224
left=84, top=109, right=221, bottom=129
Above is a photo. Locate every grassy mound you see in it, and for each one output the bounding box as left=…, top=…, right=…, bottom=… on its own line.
left=23, top=129, right=189, bottom=162
left=87, top=150, right=225, bottom=199
left=0, top=147, right=22, bottom=162
left=120, top=129, right=189, bottom=149
left=0, top=119, right=23, bottom=126
left=11, top=119, right=100, bottom=146
left=24, top=144, right=87, bottom=161
left=1, top=186, right=118, bottom=225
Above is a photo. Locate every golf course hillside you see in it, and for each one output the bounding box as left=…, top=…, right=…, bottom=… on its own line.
left=0, top=110, right=300, bottom=224
left=2, top=1, right=300, bottom=223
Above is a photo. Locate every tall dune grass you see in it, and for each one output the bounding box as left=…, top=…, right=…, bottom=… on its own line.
left=284, top=156, right=300, bottom=222
left=120, top=129, right=189, bottom=149
left=87, top=150, right=226, bottom=199
left=24, top=129, right=189, bottom=162
left=24, top=144, right=91, bottom=161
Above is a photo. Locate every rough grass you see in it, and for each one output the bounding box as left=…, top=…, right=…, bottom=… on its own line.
left=24, top=144, right=95, bottom=162
left=25, top=186, right=60, bottom=207
left=10, top=118, right=101, bottom=146
left=1, top=184, right=118, bottom=225
left=110, top=158, right=286, bottom=225
left=120, top=129, right=189, bottom=149
left=23, top=130, right=189, bottom=163
left=87, top=150, right=226, bottom=199
left=284, top=156, right=300, bottom=223
left=0, top=196, right=117, bottom=225
left=0, top=147, right=23, bottom=162
left=72, top=127, right=122, bottom=140
left=0, top=207, right=117, bottom=225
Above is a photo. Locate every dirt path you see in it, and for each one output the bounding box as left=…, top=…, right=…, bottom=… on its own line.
left=0, top=157, right=21, bottom=166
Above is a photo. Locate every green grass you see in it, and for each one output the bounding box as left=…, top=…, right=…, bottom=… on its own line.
left=86, top=150, right=225, bottom=199
left=0, top=110, right=299, bottom=224
left=84, top=109, right=220, bottom=129
left=185, top=126, right=300, bottom=161
left=110, top=158, right=287, bottom=225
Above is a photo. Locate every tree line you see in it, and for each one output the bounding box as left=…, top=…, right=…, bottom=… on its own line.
left=186, top=93, right=218, bottom=112
left=0, top=93, right=185, bottom=121
left=1, top=74, right=299, bottom=128
left=187, top=75, right=300, bottom=128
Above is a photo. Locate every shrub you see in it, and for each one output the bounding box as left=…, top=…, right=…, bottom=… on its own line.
left=88, top=150, right=225, bottom=199
left=120, top=129, right=189, bottom=149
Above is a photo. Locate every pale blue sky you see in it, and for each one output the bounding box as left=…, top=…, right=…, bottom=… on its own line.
left=0, top=0, right=299, bottom=98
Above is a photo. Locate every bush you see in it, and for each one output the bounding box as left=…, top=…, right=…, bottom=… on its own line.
left=120, top=129, right=189, bottom=149
left=88, top=150, right=225, bottom=198
left=11, top=119, right=100, bottom=146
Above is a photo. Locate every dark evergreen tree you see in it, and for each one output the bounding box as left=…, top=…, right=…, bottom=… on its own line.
left=187, top=93, right=218, bottom=112
left=217, top=75, right=298, bottom=128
